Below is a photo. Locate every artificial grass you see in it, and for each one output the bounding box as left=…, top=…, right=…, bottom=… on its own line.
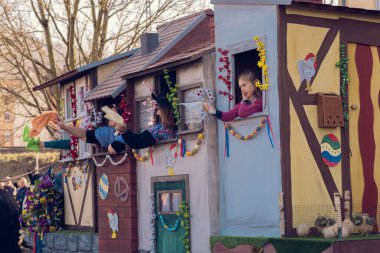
left=210, top=235, right=380, bottom=253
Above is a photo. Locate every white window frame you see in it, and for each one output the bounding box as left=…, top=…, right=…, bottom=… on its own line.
left=62, top=80, right=91, bottom=161
left=75, top=77, right=88, bottom=118
left=226, top=35, right=269, bottom=120
left=178, top=83, right=204, bottom=134
left=4, top=112, right=11, bottom=122
left=63, top=84, right=74, bottom=121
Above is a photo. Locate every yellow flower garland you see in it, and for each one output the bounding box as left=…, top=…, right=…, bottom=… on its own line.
left=132, top=148, right=152, bottom=162
left=178, top=133, right=204, bottom=157
left=225, top=118, right=266, bottom=140
left=253, top=36, right=269, bottom=90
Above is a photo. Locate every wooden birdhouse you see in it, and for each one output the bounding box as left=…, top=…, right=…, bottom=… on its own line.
left=317, top=93, right=344, bottom=128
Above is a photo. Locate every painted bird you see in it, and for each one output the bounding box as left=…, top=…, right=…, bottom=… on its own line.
left=107, top=210, right=119, bottom=239
left=297, top=53, right=317, bottom=92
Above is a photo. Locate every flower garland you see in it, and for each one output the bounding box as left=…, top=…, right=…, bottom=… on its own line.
left=164, top=69, right=180, bottom=127
left=217, top=48, right=233, bottom=105
left=225, top=118, right=266, bottom=140
left=177, top=201, right=191, bottom=253
left=68, top=85, right=79, bottom=160
left=119, top=94, right=132, bottom=124
left=253, top=36, right=269, bottom=90
left=92, top=153, right=128, bottom=167
left=159, top=215, right=180, bottom=232
left=149, top=193, right=156, bottom=253
left=132, top=147, right=153, bottom=162
left=178, top=133, right=204, bottom=157
left=336, top=44, right=350, bottom=125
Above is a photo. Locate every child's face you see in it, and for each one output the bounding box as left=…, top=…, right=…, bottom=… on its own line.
left=156, top=107, right=162, bottom=119
left=238, top=77, right=256, bottom=100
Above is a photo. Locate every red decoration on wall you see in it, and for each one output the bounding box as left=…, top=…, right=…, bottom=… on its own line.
left=119, top=94, right=132, bottom=124
left=69, top=85, right=78, bottom=161
left=217, top=48, right=233, bottom=107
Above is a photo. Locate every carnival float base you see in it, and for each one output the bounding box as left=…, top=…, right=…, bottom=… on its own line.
left=210, top=235, right=380, bottom=253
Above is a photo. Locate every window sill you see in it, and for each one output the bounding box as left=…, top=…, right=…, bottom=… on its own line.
left=93, top=148, right=129, bottom=157
left=177, top=128, right=203, bottom=136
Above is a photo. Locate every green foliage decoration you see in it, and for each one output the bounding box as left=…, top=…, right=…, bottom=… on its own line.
left=336, top=44, right=350, bottom=125
left=163, top=69, right=181, bottom=127
left=176, top=201, right=191, bottom=253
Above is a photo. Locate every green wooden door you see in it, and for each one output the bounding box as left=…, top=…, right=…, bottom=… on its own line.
left=154, top=180, right=187, bottom=253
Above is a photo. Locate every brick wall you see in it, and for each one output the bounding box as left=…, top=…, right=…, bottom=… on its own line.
left=96, top=70, right=138, bottom=253
left=96, top=155, right=138, bottom=253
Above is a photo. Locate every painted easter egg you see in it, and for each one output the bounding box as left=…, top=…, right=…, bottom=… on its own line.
left=99, top=173, right=109, bottom=200
left=321, top=134, right=341, bottom=167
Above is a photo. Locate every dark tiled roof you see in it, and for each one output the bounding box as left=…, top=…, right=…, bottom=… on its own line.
left=33, top=49, right=137, bottom=91
left=85, top=10, right=211, bottom=101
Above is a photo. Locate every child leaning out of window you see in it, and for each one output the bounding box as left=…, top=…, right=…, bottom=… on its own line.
left=203, top=70, right=263, bottom=122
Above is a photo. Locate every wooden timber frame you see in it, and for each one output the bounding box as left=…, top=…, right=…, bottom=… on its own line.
left=278, top=5, right=380, bottom=236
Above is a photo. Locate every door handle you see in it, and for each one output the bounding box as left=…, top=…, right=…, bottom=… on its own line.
left=350, top=104, right=358, bottom=110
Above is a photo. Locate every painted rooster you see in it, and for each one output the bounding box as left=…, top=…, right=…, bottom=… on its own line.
left=297, top=53, right=317, bottom=92
left=107, top=210, right=119, bottom=239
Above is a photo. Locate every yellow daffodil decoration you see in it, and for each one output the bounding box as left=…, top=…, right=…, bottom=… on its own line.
left=253, top=36, right=269, bottom=90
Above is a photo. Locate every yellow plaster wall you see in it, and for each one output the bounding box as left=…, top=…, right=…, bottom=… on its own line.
left=287, top=24, right=328, bottom=91
left=370, top=46, right=380, bottom=224
left=286, top=6, right=380, bottom=24
left=64, top=165, right=94, bottom=226
left=290, top=100, right=336, bottom=227
left=97, top=58, right=126, bottom=85
left=287, top=21, right=344, bottom=227
left=345, top=0, right=376, bottom=10
left=303, top=105, right=342, bottom=195
left=310, top=33, right=340, bottom=94
left=347, top=43, right=364, bottom=214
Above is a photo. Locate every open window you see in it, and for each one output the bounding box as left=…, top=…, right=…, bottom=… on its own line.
left=155, top=70, right=176, bottom=98
left=147, top=70, right=178, bottom=140
left=62, top=79, right=91, bottom=160
left=227, top=36, right=268, bottom=118
left=233, top=49, right=262, bottom=105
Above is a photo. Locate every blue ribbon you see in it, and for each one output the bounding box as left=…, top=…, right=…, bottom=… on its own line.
left=182, top=138, right=186, bottom=157
left=225, top=127, right=230, bottom=157
left=266, top=116, right=274, bottom=148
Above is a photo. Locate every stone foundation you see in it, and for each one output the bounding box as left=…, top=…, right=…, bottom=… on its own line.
left=23, top=232, right=98, bottom=253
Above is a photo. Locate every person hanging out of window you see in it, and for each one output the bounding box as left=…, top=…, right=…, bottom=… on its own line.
left=203, top=70, right=263, bottom=121
left=56, top=94, right=177, bottom=154
left=107, top=94, right=177, bottom=154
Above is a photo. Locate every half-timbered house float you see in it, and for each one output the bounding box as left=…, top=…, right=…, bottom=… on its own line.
left=31, top=50, right=136, bottom=252
left=85, top=10, right=217, bottom=253
left=210, top=0, right=380, bottom=252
